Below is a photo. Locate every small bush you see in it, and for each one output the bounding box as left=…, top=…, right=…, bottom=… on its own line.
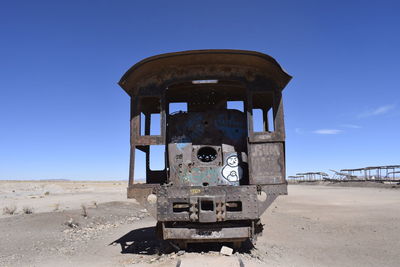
left=81, top=204, right=88, bottom=217
left=3, top=205, right=17, bottom=215
left=53, top=203, right=60, bottom=211
left=65, top=218, right=79, bottom=228
left=22, top=206, right=34, bottom=214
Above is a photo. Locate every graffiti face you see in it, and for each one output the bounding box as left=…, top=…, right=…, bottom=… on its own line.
left=227, top=156, right=239, bottom=167
left=221, top=155, right=242, bottom=184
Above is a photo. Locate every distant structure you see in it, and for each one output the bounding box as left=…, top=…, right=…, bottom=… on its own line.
left=288, top=172, right=329, bottom=182
left=289, top=165, right=400, bottom=183
left=340, top=165, right=400, bottom=181
left=329, top=169, right=358, bottom=180
left=287, top=175, right=305, bottom=181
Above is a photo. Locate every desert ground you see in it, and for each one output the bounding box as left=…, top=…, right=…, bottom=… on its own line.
left=0, top=181, right=399, bottom=267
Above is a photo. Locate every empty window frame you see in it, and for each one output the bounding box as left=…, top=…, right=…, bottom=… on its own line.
left=139, top=97, right=162, bottom=136
left=169, top=102, right=188, bottom=114
left=140, top=112, right=146, bottom=136
left=149, top=145, right=165, bottom=171
left=227, top=101, right=244, bottom=112
left=252, top=108, right=264, bottom=132
left=150, top=114, right=161, bottom=135
left=134, top=148, right=146, bottom=182
left=251, top=92, right=275, bottom=132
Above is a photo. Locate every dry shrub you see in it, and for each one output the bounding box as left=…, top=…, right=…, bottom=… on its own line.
left=3, top=205, right=17, bottom=215
left=53, top=203, right=60, bottom=211
left=81, top=204, right=88, bottom=217
left=65, top=218, right=79, bottom=228
left=22, top=206, right=34, bottom=214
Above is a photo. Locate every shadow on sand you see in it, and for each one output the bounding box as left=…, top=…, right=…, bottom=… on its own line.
left=110, top=226, right=254, bottom=255
left=109, top=226, right=162, bottom=254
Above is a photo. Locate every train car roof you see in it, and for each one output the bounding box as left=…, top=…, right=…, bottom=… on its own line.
left=119, top=49, right=292, bottom=96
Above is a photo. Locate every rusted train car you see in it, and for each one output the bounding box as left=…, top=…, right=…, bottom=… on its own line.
left=119, top=50, right=291, bottom=248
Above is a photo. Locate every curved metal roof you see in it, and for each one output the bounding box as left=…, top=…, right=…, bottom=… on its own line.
left=119, top=49, right=292, bottom=96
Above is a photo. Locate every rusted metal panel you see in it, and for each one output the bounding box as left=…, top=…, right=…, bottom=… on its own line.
left=119, top=50, right=292, bottom=95
left=127, top=184, right=160, bottom=218
left=257, top=184, right=287, bottom=216
left=128, top=183, right=287, bottom=221
left=163, top=226, right=251, bottom=240
left=156, top=186, right=261, bottom=222
left=249, top=143, right=285, bottom=184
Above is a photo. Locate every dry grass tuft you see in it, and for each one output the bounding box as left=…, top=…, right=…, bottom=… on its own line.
left=53, top=203, right=60, bottom=211
left=22, top=206, right=34, bottom=214
left=3, top=205, right=17, bottom=215
left=81, top=204, right=88, bottom=217
left=65, top=218, right=79, bottom=228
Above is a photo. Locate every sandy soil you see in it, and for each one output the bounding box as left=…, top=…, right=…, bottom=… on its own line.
left=0, top=181, right=399, bottom=267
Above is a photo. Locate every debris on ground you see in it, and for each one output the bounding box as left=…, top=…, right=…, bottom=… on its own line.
left=220, top=245, right=233, bottom=256
left=177, top=250, right=185, bottom=256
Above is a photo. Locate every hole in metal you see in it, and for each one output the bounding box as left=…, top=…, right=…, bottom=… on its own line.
left=173, top=202, right=190, bottom=213
left=192, top=79, right=218, bottom=84
left=201, top=200, right=214, bottom=211
left=226, top=201, right=242, bottom=212
left=197, top=147, right=217, bottom=162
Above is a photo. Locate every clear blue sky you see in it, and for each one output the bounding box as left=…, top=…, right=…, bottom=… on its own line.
left=1, top=1, right=399, bottom=180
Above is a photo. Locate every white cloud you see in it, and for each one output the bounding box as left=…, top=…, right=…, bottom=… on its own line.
left=341, top=124, right=362, bottom=129
left=358, top=104, right=396, bottom=118
left=313, top=129, right=343, bottom=135
left=295, top=128, right=304, bottom=134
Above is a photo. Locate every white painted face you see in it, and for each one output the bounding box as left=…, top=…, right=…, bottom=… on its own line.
left=227, top=156, right=239, bottom=167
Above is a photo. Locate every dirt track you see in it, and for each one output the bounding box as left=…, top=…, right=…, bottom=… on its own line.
left=1, top=181, right=399, bottom=266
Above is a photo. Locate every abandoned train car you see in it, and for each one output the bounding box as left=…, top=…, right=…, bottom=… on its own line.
left=119, top=49, right=292, bottom=248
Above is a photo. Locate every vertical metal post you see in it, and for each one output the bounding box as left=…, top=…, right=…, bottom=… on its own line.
left=129, top=99, right=136, bottom=188
left=263, top=109, right=268, bottom=131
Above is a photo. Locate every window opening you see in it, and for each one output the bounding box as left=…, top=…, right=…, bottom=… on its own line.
left=149, top=145, right=165, bottom=171
left=267, top=108, right=274, bottom=132
left=134, top=148, right=146, bottom=181
left=169, top=102, right=188, bottom=114
left=139, top=97, right=161, bottom=136
left=140, top=112, right=146, bottom=136
left=150, top=113, right=161, bottom=135
left=252, top=109, right=264, bottom=132
left=227, top=101, right=244, bottom=112
left=251, top=92, right=275, bottom=133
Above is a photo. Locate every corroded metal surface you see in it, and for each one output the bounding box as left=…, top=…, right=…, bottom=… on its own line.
left=119, top=49, right=292, bottom=95
left=157, top=185, right=259, bottom=222
left=168, top=109, right=247, bottom=186
left=249, top=143, right=285, bottom=184
left=119, top=49, right=292, bottom=244
left=127, top=184, right=160, bottom=218
left=163, top=225, right=250, bottom=240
